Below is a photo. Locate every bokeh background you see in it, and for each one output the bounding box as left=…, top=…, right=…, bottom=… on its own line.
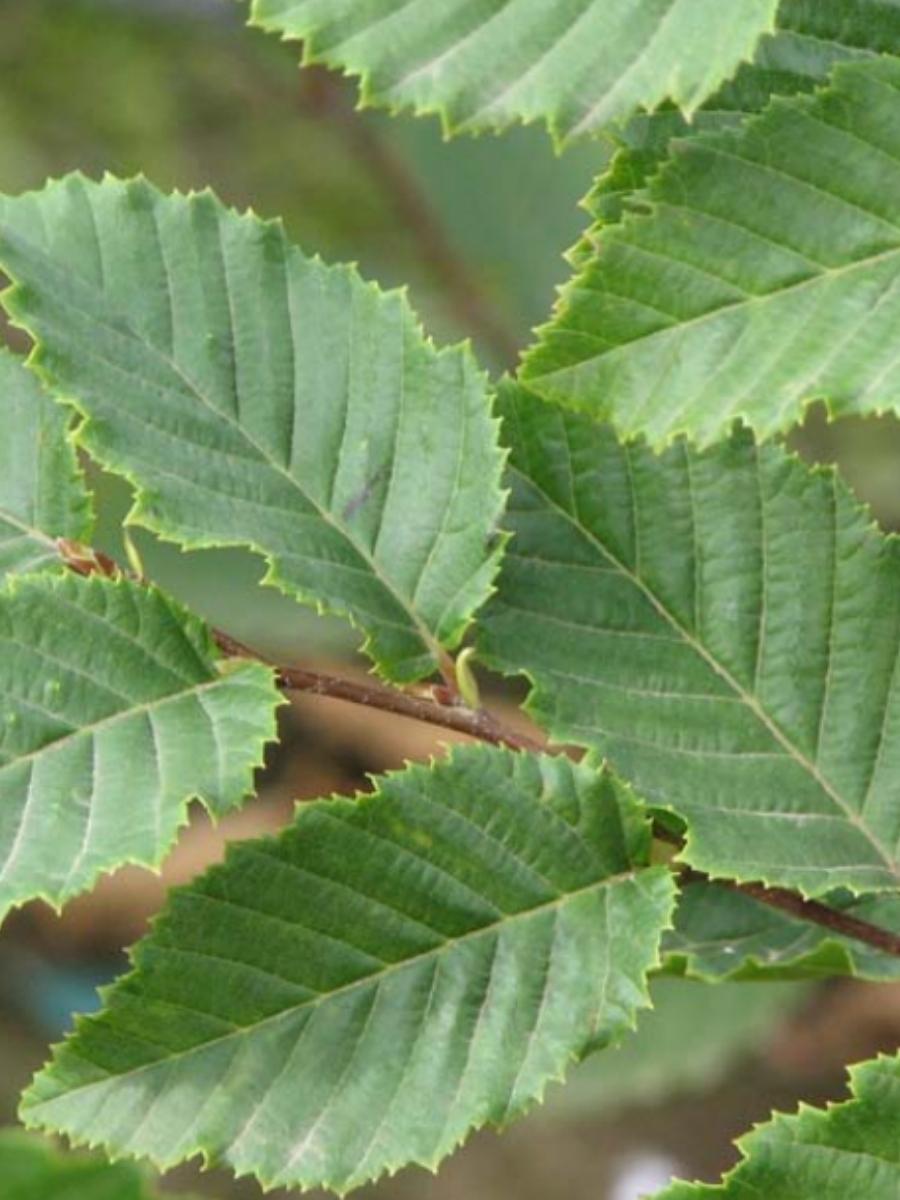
left=2, top=2, right=900, bottom=1198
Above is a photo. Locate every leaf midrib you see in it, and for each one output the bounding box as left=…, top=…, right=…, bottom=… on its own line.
left=0, top=670, right=252, bottom=782
left=0, top=507, right=56, bottom=548
left=508, top=463, right=897, bottom=881
left=23, top=861, right=658, bottom=1112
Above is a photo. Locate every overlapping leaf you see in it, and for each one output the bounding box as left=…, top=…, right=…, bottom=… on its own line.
left=0, top=348, right=90, bottom=583
left=524, top=58, right=900, bottom=446
left=621, top=0, right=900, bottom=156
left=0, top=573, right=279, bottom=919
left=652, top=1053, right=900, bottom=1198
left=0, top=173, right=505, bottom=684
left=244, top=0, right=778, bottom=145
left=0, top=1129, right=191, bottom=1200
left=478, top=383, right=900, bottom=897
left=666, top=883, right=900, bottom=982
left=21, top=747, right=675, bottom=1193
left=572, top=2, right=900, bottom=252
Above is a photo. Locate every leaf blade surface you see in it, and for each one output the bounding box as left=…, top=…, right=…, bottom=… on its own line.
left=478, top=383, right=900, bottom=896
left=0, top=573, right=279, bottom=919
left=246, top=0, right=778, bottom=144
left=21, top=747, right=675, bottom=1192
left=524, top=58, right=900, bottom=445
left=666, top=883, right=900, bottom=981
left=0, top=174, right=504, bottom=683
left=0, top=348, right=90, bottom=583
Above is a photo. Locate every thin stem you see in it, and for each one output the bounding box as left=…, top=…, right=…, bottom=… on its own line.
left=678, top=867, right=900, bottom=959
left=211, top=629, right=543, bottom=753
left=264, top=651, right=900, bottom=959
left=57, top=541, right=900, bottom=963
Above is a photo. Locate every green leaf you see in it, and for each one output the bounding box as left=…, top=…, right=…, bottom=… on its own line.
left=0, top=173, right=505, bottom=684
left=21, top=747, right=675, bottom=1193
left=666, top=883, right=900, bottom=982
left=582, top=0, right=900, bottom=232
left=651, top=1052, right=900, bottom=1198
left=572, top=3, right=900, bottom=261
left=0, top=1129, right=191, bottom=1200
left=523, top=58, right=900, bottom=446
left=244, top=0, right=779, bottom=146
left=621, top=0, right=900, bottom=155
left=0, top=573, right=280, bottom=919
left=478, top=382, right=900, bottom=897
left=0, top=348, right=90, bottom=583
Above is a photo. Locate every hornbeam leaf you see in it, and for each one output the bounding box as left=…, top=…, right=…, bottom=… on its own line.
left=0, top=174, right=505, bottom=684
left=620, top=0, right=900, bottom=156
left=523, top=58, right=900, bottom=446
left=0, top=348, right=91, bottom=583
left=579, top=1, right=900, bottom=267
left=651, top=1053, right=900, bottom=1198
left=666, top=882, right=900, bottom=982
left=244, top=0, right=778, bottom=145
left=0, top=573, right=280, bottom=919
left=572, top=3, right=900, bottom=258
left=478, top=383, right=900, bottom=897
left=0, top=1129, right=194, bottom=1200
left=20, top=747, right=675, bottom=1193
left=572, top=0, right=896, bottom=223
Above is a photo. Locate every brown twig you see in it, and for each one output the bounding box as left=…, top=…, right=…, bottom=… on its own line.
left=217, top=630, right=900, bottom=961
left=58, top=541, right=900, bottom=962
left=211, top=629, right=543, bottom=753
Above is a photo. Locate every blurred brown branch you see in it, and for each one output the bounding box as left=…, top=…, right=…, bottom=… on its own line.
left=299, top=66, right=522, bottom=367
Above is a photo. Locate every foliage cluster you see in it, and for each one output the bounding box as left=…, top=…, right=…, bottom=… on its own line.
left=2, top=2, right=900, bottom=1195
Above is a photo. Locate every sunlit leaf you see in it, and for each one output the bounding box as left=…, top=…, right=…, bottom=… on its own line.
left=244, top=0, right=778, bottom=145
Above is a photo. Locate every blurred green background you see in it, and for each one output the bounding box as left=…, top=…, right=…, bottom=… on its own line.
left=1, top=3, right=899, bottom=1198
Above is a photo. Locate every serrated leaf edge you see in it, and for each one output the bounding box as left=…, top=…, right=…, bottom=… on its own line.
left=0, top=171, right=509, bottom=685
left=481, top=391, right=900, bottom=900
left=241, top=0, right=776, bottom=151
left=0, top=571, right=283, bottom=919
left=520, top=59, right=900, bottom=446
left=19, top=746, right=677, bottom=1194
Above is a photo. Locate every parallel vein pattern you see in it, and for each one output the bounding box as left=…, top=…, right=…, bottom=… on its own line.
left=246, top=0, right=778, bottom=144
left=478, top=384, right=900, bottom=897
left=21, top=748, right=675, bottom=1193
left=652, top=1053, right=900, bottom=1198
left=0, top=173, right=505, bottom=683
left=523, top=58, right=900, bottom=446
left=0, top=573, right=279, bottom=919
left=0, top=348, right=90, bottom=583
left=0, top=1129, right=191, bottom=1200
left=620, top=0, right=900, bottom=154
